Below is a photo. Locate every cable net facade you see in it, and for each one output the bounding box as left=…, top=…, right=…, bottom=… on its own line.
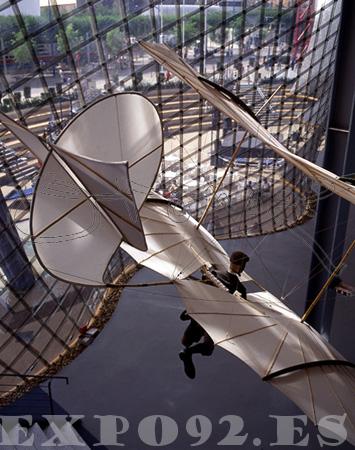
left=0, top=0, right=342, bottom=398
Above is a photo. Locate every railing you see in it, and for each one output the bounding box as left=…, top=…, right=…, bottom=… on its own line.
left=0, top=373, right=69, bottom=416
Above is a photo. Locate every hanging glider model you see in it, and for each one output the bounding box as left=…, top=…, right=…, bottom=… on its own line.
left=0, top=65, right=354, bottom=445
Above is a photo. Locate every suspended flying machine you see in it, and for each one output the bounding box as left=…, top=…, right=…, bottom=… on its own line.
left=0, top=93, right=163, bottom=285
left=0, top=45, right=354, bottom=445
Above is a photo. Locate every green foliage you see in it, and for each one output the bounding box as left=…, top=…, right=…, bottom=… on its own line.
left=11, top=43, right=32, bottom=66
left=233, top=16, right=244, bottom=39
left=23, top=15, right=47, bottom=34
left=207, top=10, right=223, bottom=29
left=0, top=16, right=18, bottom=47
left=161, top=14, right=178, bottom=27
left=129, top=15, right=151, bottom=39
left=56, top=23, right=81, bottom=53
left=94, top=0, right=119, bottom=16
left=106, top=28, right=125, bottom=55
left=24, top=15, right=55, bottom=49
left=11, top=32, right=36, bottom=66
left=0, top=14, right=58, bottom=52
left=263, top=7, right=280, bottom=20
left=96, top=14, right=119, bottom=32
left=207, top=11, right=225, bottom=44
left=0, top=7, right=297, bottom=65
left=55, top=16, right=91, bottom=53
left=69, top=15, right=92, bottom=38
left=181, top=14, right=200, bottom=45
left=183, top=20, right=198, bottom=43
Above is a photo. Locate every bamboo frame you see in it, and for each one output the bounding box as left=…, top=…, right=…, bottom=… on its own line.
left=301, top=240, right=355, bottom=323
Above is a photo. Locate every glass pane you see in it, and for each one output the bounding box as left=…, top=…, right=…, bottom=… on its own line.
left=94, top=0, right=121, bottom=33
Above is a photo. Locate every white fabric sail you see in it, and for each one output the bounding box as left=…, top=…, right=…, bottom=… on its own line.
left=31, top=152, right=121, bottom=285
left=121, top=199, right=232, bottom=280
left=0, top=110, right=49, bottom=162
left=141, top=42, right=355, bottom=206
left=0, top=93, right=164, bottom=283
left=31, top=143, right=148, bottom=284
left=54, top=147, right=146, bottom=251
left=56, top=92, right=163, bottom=208
left=175, top=280, right=355, bottom=445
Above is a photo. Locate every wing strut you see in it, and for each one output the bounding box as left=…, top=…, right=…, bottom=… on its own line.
left=301, top=239, right=355, bottom=322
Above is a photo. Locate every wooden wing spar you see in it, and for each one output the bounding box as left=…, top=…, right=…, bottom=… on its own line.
left=140, top=41, right=355, bottom=206
left=0, top=93, right=164, bottom=285
left=121, top=195, right=233, bottom=280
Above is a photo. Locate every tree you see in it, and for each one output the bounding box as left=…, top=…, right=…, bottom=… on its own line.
left=167, top=16, right=199, bottom=50
left=56, top=23, right=81, bottom=53
left=70, top=16, right=92, bottom=39
left=11, top=32, right=36, bottom=66
left=207, top=10, right=223, bottom=30
left=129, top=16, right=151, bottom=39
left=0, top=16, right=18, bottom=45
left=184, top=20, right=198, bottom=43
left=233, top=15, right=244, bottom=39
left=94, top=0, right=120, bottom=15
left=96, top=14, right=120, bottom=33
left=106, top=28, right=125, bottom=55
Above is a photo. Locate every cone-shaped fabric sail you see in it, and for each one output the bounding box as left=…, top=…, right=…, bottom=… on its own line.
left=0, top=107, right=148, bottom=253
left=141, top=42, right=355, bottom=206
left=31, top=152, right=122, bottom=285
left=175, top=280, right=355, bottom=445
left=121, top=199, right=230, bottom=280
left=56, top=93, right=163, bottom=208
left=0, top=92, right=164, bottom=283
left=54, top=148, right=146, bottom=251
